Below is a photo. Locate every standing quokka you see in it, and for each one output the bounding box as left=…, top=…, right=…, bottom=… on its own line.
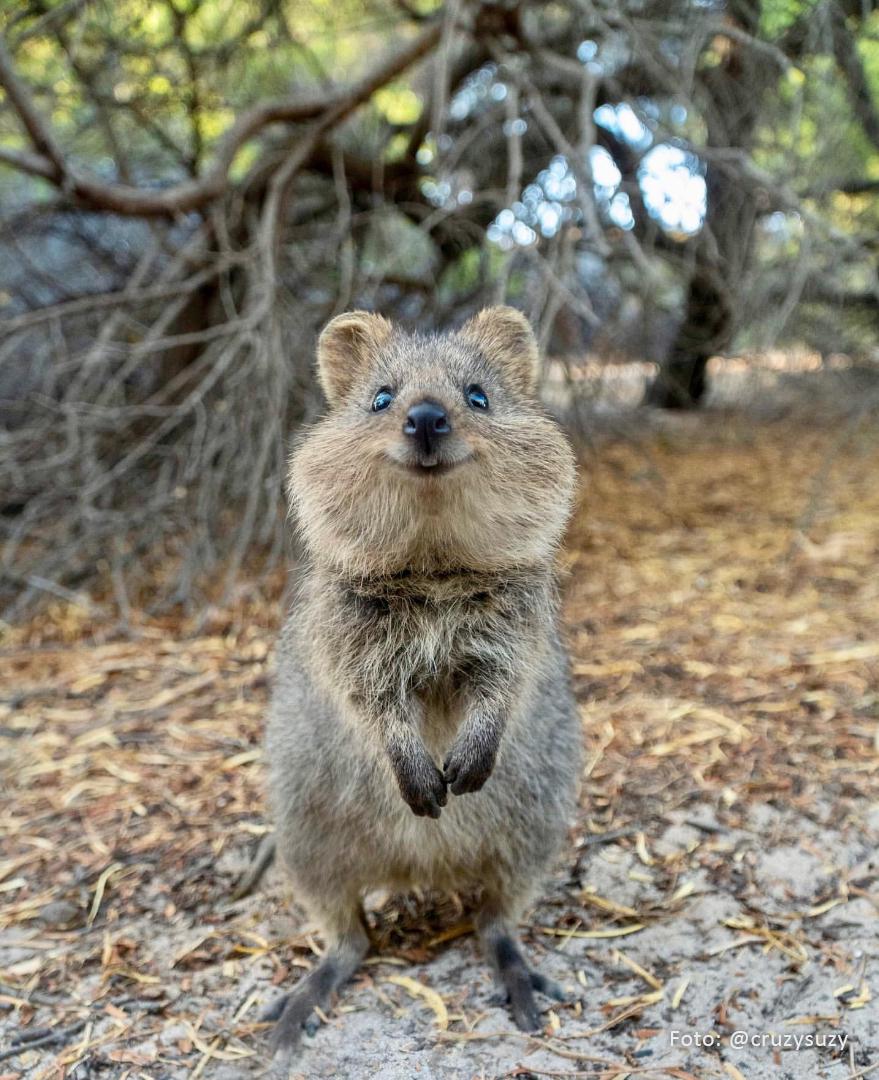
left=265, top=306, right=581, bottom=1058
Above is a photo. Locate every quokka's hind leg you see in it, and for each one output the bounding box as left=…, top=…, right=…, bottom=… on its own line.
left=266, top=899, right=369, bottom=1061
left=476, top=899, right=566, bottom=1032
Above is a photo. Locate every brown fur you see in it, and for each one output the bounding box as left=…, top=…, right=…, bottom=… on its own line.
left=265, top=307, right=581, bottom=1059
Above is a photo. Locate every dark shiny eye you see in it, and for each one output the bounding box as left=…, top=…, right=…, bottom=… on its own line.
left=372, top=387, right=394, bottom=412
left=466, top=384, right=489, bottom=410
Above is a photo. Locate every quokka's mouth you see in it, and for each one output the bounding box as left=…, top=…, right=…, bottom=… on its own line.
left=388, top=454, right=471, bottom=477
left=408, top=461, right=462, bottom=477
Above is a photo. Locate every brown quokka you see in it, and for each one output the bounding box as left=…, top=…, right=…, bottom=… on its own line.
left=265, top=306, right=580, bottom=1059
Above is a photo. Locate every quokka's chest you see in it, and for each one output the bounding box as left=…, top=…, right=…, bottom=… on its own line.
left=344, top=592, right=503, bottom=672
left=310, top=574, right=547, bottom=695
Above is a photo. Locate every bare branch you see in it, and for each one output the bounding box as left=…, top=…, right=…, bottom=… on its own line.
left=829, top=5, right=879, bottom=152
left=0, top=23, right=443, bottom=216
left=0, top=33, right=67, bottom=180
left=805, top=177, right=879, bottom=197
left=0, top=142, right=57, bottom=180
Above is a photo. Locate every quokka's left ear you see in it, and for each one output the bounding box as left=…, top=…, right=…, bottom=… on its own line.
left=458, top=306, right=539, bottom=396
left=316, top=310, right=394, bottom=406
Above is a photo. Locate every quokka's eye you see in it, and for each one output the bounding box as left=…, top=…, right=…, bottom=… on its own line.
left=466, top=384, right=489, bottom=410
left=372, top=387, right=394, bottom=412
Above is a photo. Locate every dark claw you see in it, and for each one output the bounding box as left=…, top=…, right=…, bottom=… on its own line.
left=269, top=993, right=322, bottom=1057
left=511, top=996, right=542, bottom=1032
left=488, top=979, right=542, bottom=1032
left=531, top=970, right=567, bottom=1002
left=490, top=972, right=564, bottom=1008
left=398, top=762, right=447, bottom=818
left=450, top=770, right=490, bottom=796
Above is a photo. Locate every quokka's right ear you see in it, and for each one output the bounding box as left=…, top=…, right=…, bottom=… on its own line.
left=317, top=311, right=393, bottom=406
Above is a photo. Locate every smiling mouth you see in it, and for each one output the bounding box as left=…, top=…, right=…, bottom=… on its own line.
left=413, top=461, right=459, bottom=476
left=409, top=460, right=461, bottom=476
left=389, top=455, right=470, bottom=477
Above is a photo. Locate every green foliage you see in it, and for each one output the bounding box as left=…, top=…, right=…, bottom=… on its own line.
left=437, top=246, right=515, bottom=306
left=760, top=0, right=817, bottom=38
left=361, top=209, right=438, bottom=283
left=374, top=84, right=423, bottom=125
left=0, top=0, right=414, bottom=179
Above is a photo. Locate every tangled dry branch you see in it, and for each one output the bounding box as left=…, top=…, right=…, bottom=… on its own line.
left=0, top=22, right=451, bottom=619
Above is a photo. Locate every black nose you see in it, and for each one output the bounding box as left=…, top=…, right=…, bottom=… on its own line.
left=404, top=400, right=451, bottom=456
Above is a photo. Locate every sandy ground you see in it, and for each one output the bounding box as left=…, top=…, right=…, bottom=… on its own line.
left=219, top=799, right=878, bottom=1080
left=2, top=403, right=878, bottom=1080
left=4, top=802, right=877, bottom=1080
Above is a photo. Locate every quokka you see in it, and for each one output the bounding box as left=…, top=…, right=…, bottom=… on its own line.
left=265, top=306, right=581, bottom=1057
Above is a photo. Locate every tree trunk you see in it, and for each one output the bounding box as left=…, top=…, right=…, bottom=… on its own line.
left=646, top=248, right=730, bottom=407
left=647, top=0, right=763, bottom=408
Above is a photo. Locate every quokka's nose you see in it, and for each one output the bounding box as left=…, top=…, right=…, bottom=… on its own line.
left=404, top=400, right=451, bottom=456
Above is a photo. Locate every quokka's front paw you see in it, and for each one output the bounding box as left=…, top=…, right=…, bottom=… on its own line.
left=443, top=734, right=498, bottom=795
left=394, top=753, right=448, bottom=818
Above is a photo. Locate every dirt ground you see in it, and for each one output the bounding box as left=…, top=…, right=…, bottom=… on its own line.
left=2, top=393, right=878, bottom=1080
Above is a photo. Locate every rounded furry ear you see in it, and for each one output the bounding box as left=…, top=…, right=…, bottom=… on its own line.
left=317, top=310, right=393, bottom=406
left=458, top=306, right=539, bottom=395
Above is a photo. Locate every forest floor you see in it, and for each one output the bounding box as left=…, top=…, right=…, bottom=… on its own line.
left=2, top=382, right=879, bottom=1080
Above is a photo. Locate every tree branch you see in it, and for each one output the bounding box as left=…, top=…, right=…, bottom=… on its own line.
left=829, top=6, right=879, bottom=153
left=0, top=23, right=442, bottom=216
left=0, top=33, right=67, bottom=181
left=805, top=177, right=879, bottom=197
left=0, top=142, right=57, bottom=181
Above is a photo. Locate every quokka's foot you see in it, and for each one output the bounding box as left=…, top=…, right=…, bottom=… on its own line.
left=262, top=922, right=369, bottom=1062
left=267, top=982, right=326, bottom=1061
left=502, top=964, right=567, bottom=1031
left=490, top=965, right=568, bottom=1023
left=528, top=967, right=568, bottom=1002
left=481, top=918, right=565, bottom=1032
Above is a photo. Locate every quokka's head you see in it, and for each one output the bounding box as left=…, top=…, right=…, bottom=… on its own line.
left=290, top=307, right=577, bottom=576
